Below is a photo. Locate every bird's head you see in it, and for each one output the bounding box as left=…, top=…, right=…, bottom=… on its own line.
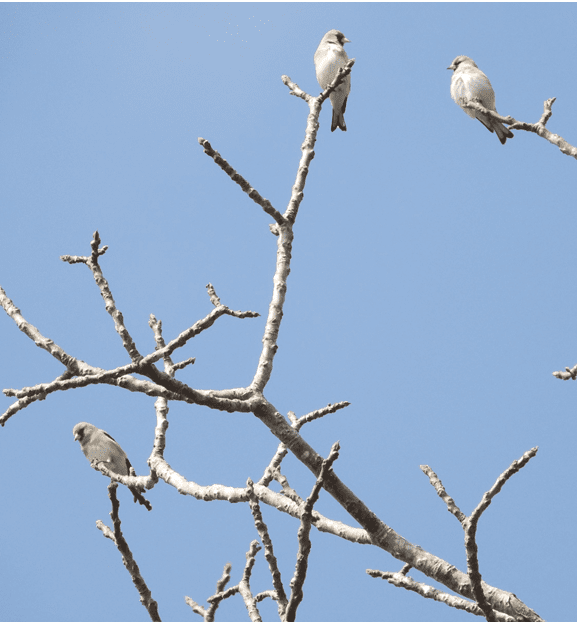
left=73, top=422, right=92, bottom=442
left=324, top=29, right=350, bottom=46
left=447, top=55, right=477, bottom=71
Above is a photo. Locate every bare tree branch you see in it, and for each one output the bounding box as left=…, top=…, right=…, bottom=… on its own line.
left=185, top=562, right=235, bottom=622
left=421, top=448, right=540, bottom=621
left=420, top=465, right=467, bottom=523
left=62, top=230, right=143, bottom=361
left=246, top=478, right=288, bottom=619
left=197, top=138, right=284, bottom=225
left=367, top=570, right=515, bottom=622
left=285, top=441, right=340, bottom=622
left=238, top=540, right=262, bottom=622
left=96, top=483, right=161, bottom=621
left=465, top=97, right=576, bottom=159
left=552, top=362, right=577, bottom=380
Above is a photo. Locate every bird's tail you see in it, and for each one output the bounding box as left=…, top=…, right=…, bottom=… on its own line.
left=494, top=122, right=514, bottom=145
left=331, top=109, right=347, bottom=132
left=477, top=114, right=513, bottom=145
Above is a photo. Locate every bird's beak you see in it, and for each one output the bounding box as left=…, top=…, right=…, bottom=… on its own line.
left=447, top=64, right=455, bottom=70
left=74, top=433, right=79, bottom=441
left=344, top=37, right=351, bottom=43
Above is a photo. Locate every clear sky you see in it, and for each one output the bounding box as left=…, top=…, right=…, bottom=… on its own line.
left=1, top=2, right=575, bottom=622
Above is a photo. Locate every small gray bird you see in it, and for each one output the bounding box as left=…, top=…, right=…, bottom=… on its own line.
left=314, top=29, right=351, bottom=132
left=448, top=55, right=513, bottom=145
left=73, top=422, right=149, bottom=508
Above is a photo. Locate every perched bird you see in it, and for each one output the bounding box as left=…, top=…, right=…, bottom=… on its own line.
left=314, top=29, right=351, bottom=132
left=73, top=422, right=150, bottom=509
left=448, top=55, right=513, bottom=145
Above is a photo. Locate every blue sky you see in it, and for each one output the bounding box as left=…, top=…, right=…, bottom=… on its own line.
left=1, top=2, right=575, bottom=621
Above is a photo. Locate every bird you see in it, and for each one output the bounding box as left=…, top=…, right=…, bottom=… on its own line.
left=314, top=29, right=351, bottom=132
left=447, top=55, right=513, bottom=145
left=73, top=422, right=150, bottom=509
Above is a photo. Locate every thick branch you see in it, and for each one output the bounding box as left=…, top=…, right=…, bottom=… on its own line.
left=1, top=284, right=259, bottom=423
left=250, top=223, right=292, bottom=392
left=250, top=396, right=542, bottom=621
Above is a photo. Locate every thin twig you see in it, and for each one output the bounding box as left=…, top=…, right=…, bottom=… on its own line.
left=96, top=484, right=160, bottom=621
left=197, top=138, right=284, bottom=224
